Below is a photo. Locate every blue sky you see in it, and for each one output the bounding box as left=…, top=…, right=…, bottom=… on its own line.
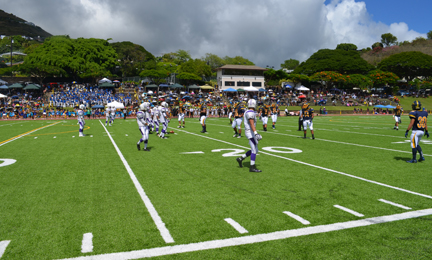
left=326, top=0, right=431, bottom=34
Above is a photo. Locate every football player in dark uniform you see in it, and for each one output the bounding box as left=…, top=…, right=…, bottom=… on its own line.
left=178, top=102, right=186, bottom=128
left=405, top=100, right=429, bottom=163
left=200, top=102, right=207, bottom=133
left=393, top=104, right=402, bottom=130
left=270, top=103, right=279, bottom=129
left=259, top=104, right=270, bottom=131
left=301, top=103, right=315, bottom=139
left=232, top=102, right=245, bottom=138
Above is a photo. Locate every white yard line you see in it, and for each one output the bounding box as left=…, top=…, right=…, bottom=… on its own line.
left=224, top=218, right=249, bottom=234
left=170, top=127, right=432, bottom=200
left=334, top=205, right=364, bottom=217
left=283, top=211, right=310, bottom=225
left=0, top=240, right=11, bottom=258
left=99, top=121, right=174, bottom=244
left=81, top=233, right=93, bottom=253
left=266, top=131, right=431, bottom=157
left=0, top=121, right=61, bottom=147
left=58, top=208, right=432, bottom=260
left=378, top=199, right=412, bottom=210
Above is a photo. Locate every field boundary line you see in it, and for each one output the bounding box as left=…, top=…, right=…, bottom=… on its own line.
left=99, top=120, right=174, bottom=244
left=266, top=131, right=431, bottom=156
left=0, top=121, right=61, bottom=147
left=170, top=127, right=432, bottom=200
left=58, top=208, right=432, bottom=260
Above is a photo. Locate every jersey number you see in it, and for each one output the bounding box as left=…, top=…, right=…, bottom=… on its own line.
left=417, top=116, right=427, bottom=129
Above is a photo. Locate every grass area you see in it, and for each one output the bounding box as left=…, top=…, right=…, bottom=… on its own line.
left=283, top=96, right=432, bottom=112
left=0, top=115, right=431, bottom=259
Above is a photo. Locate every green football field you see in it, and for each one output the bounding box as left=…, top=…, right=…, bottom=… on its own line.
left=0, top=113, right=431, bottom=259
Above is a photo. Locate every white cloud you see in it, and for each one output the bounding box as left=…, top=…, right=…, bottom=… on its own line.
left=0, top=0, right=426, bottom=68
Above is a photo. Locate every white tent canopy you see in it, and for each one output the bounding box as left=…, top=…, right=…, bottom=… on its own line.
left=0, top=79, right=7, bottom=85
left=244, top=86, right=260, bottom=92
left=107, top=101, right=124, bottom=109
left=0, top=93, right=7, bottom=98
left=99, top=78, right=112, bottom=84
left=295, top=86, right=310, bottom=91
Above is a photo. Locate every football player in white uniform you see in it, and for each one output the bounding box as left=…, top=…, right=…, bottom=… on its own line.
left=159, top=102, right=169, bottom=139
left=137, top=102, right=151, bottom=151
left=105, top=106, right=111, bottom=126
left=236, top=99, right=262, bottom=172
left=78, top=104, right=86, bottom=137
left=152, top=105, right=160, bottom=135
left=110, top=106, right=116, bottom=125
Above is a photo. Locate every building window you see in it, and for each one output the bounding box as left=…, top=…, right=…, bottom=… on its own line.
left=252, top=82, right=262, bottom=87
left=225, top=81, right=235, bottom=86
left=237, top=81, right=250, bottom=87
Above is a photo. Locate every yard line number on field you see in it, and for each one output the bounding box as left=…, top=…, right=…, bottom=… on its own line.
left=99, top=120, right=175, bottom=244
left=171, top=127, right=432, bottom=200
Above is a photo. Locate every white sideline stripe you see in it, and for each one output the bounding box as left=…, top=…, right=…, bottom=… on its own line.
left=224, top=218, right=248, bottom=234
left=172, top=127, right=432, bottom=200
left=180, top=151, right=204, bottom=154
left=334, top=205, right=364, bottom=217
left=378, top=199, right=412, bottom=210
left=267, top=131, right=432, bottom=157
left=99, top=121, right=174, bottom=244
left=58, top=208, right=432, bottom=260
left=0, top=240, right=11, bottom=258
left=283, top=211, right=310, bottom=225
left=0, top=121, right=61, bottom=147
left=81, top=233, right=93, bottom=253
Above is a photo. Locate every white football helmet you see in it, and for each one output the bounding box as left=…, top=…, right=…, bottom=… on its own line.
left=79, top=104, right=85, bottom=110
left=161, top=101, right=168, bottom=108
left=140, top=102, right=150, bottom=111
left=247, top=99, right=257, bottom=109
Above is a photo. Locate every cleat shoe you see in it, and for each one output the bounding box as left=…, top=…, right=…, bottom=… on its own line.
left=237, top=135, right=241, bottom=138
left=406, top=159, right=417, bottom=163
left=419, top=157, right=425, bottom=162
left=178, top=126, right=181, bottom=128
left=143, top=148, right=150, bottom=151
left=236, top=157, right=243, bottom=168
left=182, top=126, right=185, bottom=128
left=249, top=165, right=262, bottom=172
left=233, top=134, right=237, bottom=138
left=137, top=143, right=140, bottom=151
left=312, top=136, right=315, bottom=139
left=200, top=130, right=205, bottom=133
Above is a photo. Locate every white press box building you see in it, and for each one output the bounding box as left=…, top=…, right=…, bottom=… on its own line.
left=216, top=65, right=267, bottom=91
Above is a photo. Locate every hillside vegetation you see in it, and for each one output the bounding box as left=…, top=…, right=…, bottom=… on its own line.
left=361, top=39, right=432, bottom=66
left=0, top=9, right=52, bottom=38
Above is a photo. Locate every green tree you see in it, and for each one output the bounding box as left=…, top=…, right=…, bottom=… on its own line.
left=223, top=56, right=254, bottom=65
left=139, top=69, right=169, bottom=85
left=202, top=53, right=225, bottom=70
left=371, top=42, right=383, bottom=49
left=176, top=72, right=202, bottom=85
left=111, top=41, right=155, bottom=77
left=428, top=30, right=432, bottom=40
left=264, top=68, right=288, bottom=86
left=381, top=33, right=398, bottom=47
left=377, top=51, right=432, bottom=82
left=20, top=36, right=119, bottom=84
left=336, top=43, right=358, bottom=51
left=368, top=70, right=399, bottom=87
left=293, top=49, right=373, bottom=75
left=178, top=59, right=212, bottom=78
left=280, top=59, right=300, bottom=70
left=161, top=49, right=191, bottom=65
